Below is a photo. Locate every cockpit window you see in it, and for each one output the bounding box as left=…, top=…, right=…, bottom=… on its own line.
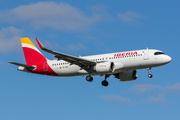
left=154, top=52, right=165, bottom=55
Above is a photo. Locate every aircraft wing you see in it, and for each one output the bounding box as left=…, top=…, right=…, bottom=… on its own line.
left=35, top=38, right=96, bottom=68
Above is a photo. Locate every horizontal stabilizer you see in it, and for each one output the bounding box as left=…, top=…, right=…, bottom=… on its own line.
left=9, top=62, right=36, bottom=69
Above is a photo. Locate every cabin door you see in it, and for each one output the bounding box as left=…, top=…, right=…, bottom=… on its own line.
left=143, top=49, right=149, bottom=60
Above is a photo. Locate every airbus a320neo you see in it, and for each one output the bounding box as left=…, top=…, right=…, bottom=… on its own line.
left=10, top=38, right=171, bottom=86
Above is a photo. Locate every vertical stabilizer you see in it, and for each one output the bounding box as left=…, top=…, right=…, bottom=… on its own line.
left=20, top=37, right=47, bottom=65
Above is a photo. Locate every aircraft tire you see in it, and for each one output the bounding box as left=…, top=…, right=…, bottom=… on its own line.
left=148, top=74, right=153, bottom=78
left=86, top=76, right=93, bottom=82
left=101, top=80, right=108, bottom=86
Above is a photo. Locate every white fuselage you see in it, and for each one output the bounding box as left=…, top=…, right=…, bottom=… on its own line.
left=47, top=49, right=171, bottom=77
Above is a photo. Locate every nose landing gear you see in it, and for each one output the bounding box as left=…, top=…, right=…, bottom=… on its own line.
left=148, top=74, right=153, bottom=78
left=147, top=68, right=153, bottom=78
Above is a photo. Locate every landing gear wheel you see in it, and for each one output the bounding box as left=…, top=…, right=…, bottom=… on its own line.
left=86, top=76, right=93, bottom=82
left=147, top=68, right=153, bottom=78
left=101, top=80, right=109, bottom=86
left=148, top=74, right=153, bottom=78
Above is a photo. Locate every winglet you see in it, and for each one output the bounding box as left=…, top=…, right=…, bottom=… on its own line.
left=35, top=38, right=44, bottom=49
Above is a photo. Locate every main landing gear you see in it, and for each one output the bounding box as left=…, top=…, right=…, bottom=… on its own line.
left=86, top=70, right=93, bottom=82
left=147, top=68, right=153, bottom=78
left=85, top=74, right=110, bottom=87
left=101, top=75, right=110, bottom=87
left=86, top=75, right=93, bottom=82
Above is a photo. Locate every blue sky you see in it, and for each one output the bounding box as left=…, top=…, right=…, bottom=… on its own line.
left=0, top=0, right=180, bottom=120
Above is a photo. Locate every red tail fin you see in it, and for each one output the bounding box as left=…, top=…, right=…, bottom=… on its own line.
left=20, top=37, right=47, bottom=65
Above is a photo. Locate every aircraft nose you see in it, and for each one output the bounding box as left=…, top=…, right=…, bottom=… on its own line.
left=165, top=55, right=172, bottom=63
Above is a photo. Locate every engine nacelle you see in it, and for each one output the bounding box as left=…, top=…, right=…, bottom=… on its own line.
left=115, top=70, right=138, bottom=81
left=94, top=62, right=115, bottom=73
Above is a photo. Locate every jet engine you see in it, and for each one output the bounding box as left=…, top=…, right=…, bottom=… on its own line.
left=114, top=70, right=138, bottom=81
left=94, top=62, right=115, bottom=73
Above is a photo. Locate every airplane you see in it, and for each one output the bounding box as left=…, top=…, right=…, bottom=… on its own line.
left=10, top=37, right=171, bottom=86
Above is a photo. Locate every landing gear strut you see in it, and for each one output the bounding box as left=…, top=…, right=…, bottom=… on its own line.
left=147, top=68, right=153, bottom=78
left=101, top=75, right=110, bottom=87
left=86, top=70, right=93, bottom=82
